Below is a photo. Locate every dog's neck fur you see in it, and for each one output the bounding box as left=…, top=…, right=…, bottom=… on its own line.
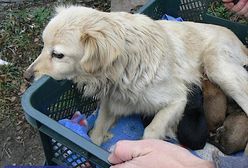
left=73, top=14, right=175, bottom=105
left=73, top=12, right=198, bottom=112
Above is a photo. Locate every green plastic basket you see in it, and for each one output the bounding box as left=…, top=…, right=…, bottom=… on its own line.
left=139, top=0, right=247, bottom=45
left=21, top=0, right=248, bottom=167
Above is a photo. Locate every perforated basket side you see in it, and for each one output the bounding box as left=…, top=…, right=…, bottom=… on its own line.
left=138, top=0, right=209, bottom=21
left=51, top=138, right=95, bottom=168
left=178, top=0, right=208, bottom=21
left=22, top=76, right=110, bottom=167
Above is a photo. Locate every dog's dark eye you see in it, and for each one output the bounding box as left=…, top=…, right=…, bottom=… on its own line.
left=52, top=51, right=64, bottom=59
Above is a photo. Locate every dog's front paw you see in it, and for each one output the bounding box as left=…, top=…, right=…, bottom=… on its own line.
left=143, top=126, right=163, bottom=139
left=89, top=129, right=104, bottom=145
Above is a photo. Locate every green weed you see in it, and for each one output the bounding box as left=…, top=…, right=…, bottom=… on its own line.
left=208, top=0, right=248, bottom=25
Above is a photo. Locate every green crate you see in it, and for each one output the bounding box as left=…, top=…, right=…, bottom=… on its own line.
left=21, top=0, right=248, bottom=167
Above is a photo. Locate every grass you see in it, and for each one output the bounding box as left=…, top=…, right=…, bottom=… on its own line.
left=1, top=6, right=52, bottom=65
left=208, top=0, right=248, bottom=25
left=0, top=4, right=53, bottom=123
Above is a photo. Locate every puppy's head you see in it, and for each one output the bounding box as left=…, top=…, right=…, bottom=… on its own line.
left=24, top=6, right=124, bottom=82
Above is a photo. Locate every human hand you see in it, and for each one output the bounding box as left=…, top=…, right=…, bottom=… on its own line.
left=222, top=0, right=248, bottom=17
left=108, top=139, right=214, bottom=168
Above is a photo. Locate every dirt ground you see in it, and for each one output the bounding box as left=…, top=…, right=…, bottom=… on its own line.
left=0, top=1, right=110, bottom=166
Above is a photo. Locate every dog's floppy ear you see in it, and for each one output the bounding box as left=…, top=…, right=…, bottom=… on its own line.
left=80, top=21, right=124, bottom=74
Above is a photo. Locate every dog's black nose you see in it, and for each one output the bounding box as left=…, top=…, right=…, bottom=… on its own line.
left=24, top=70, right=34, bottom=82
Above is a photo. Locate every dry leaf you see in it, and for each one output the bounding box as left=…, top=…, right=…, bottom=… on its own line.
left=16, top=125, right=22, bottom=131
left=16, top=136, right=22, bottom=140
left=0, top=75, right=7, bottom=83
left=19, top=82, right=29, bottom=94
left=34, top=38, right=39, bottom=43
left=6, top=97, right=17, bottom=102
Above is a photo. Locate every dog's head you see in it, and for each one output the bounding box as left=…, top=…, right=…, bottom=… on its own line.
left=24, top=6, right=124, bottom=82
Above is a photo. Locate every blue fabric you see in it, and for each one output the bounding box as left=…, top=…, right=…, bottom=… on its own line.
left=162, top=14, right=183, bottom=22
left=59, top=113, right=92, bottom=141
left=59, top=109, right=144, bottom=151
left=58, top=109, right=144, bottom=167
left=101, top=114, right=144, bottom=151
left=213, top=152, right=248, bottom=168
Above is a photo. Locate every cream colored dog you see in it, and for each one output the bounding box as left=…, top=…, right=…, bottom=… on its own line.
left=24, top=6, right=248, bottom=145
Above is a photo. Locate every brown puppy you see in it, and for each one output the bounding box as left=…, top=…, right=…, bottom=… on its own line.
left=203, top=79, right=227, bottom=132
left=210, top=112, right=248, bottom=154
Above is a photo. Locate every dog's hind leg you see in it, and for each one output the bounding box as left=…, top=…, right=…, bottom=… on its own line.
left=204, top=48, right=248, bottom=115
left=143, top=98, right=187, bottom=139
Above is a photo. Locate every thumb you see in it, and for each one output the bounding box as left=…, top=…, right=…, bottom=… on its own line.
left=222, top=0, right=234, bottom=2
left=108, top=140, right=152, bottom=165
left=231, top=0, right=247, bottom=12
left=224, top=2, right=235, bottom=9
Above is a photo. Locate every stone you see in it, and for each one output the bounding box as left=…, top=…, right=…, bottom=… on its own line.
left=111, top=0, right=148, bottom=12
